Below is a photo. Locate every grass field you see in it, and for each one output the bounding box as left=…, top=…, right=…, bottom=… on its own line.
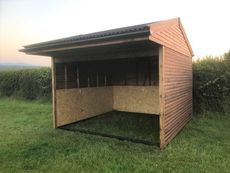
left=0, top=98, right=230, bottom=173
left=61, top=111, right=159, bottom=145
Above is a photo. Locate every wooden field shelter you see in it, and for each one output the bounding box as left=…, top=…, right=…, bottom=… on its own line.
left=20, top=18, right=193, bottom=149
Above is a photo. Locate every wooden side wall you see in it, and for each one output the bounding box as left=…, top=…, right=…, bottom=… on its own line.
left=56, top=87, right=113, bottom=127
left=113, top=86, right=159, bottom=114
left=160, top=46, right=192, bottom=148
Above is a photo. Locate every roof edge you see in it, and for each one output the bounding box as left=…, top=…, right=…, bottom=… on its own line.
left=178, top=18, right=194, bottom=56
left=23, top=24, right=150, bottom=50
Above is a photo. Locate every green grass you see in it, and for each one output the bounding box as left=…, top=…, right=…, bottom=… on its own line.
left=0, top=98, right=230, bottom=173
left=63, top=111, right=159, bottom=144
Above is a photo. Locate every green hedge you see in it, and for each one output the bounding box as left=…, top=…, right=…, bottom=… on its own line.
left=0, top=68, right=51, bottom=100
left=193, top=50, right=230, bottom=113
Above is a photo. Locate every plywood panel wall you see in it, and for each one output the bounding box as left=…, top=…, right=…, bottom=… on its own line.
left=113, top=86, right=159, bottom=114
left=55, top=86, right=160, bottom=127
left=56, top=87, right=113, bottom=127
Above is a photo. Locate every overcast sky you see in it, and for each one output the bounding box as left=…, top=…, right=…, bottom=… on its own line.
left=0, top=0, right=229, bottom=66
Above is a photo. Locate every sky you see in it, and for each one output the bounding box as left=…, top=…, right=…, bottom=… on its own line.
left=0, top=0, right=229, bottom=66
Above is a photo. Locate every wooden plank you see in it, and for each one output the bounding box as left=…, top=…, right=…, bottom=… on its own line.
left=165, top=93, right=192, bottom=105
left=154, top=31, right=190, bottom=55
left=64, top=63, right=67, bottom=89
left=164, top=114, right=192, bottom=143
left=51, top=57, right=57, bottom=128
left=148, top=18, right=193, bottom=57
left=164, top=95, right=192, bottom=111
left=164, top=83, right=192, bottom=90
left=76, top=66, right=80, bottom=88
left=159, top=46, right=165, bottom=149
left=165, top=102, right=192, bottom=123
left=165, top=106, right=192, bottom=128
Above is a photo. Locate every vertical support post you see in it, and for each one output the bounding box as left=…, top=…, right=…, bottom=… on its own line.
left=149, top=59, right=152, bottom=86
left=124, top=70, right=127, bottom=85
left=76, top=66, right=80, bottom=88
left=136, top=60, right=139, bottom=86
left=51, top=57, right=57, bottom=128
left=87, top=63, right=90, bottom=88
left=104, top=73, right=107, bottom=87
left=159, top=46, right=165, bottom=149
left=88, top=74, right=90, bottom=87
left=64, top=63, right=67, bottom=89
left=96, top=72, right=99, bottom=87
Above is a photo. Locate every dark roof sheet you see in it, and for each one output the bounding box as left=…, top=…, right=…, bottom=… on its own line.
left=24, top=23, right=151, bottom=49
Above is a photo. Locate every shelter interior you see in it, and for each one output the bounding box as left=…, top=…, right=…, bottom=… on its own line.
left=53, top=40, right=161, bottom=127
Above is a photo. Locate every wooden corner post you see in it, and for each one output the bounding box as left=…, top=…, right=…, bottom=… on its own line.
left=159, top=46, right=165, bottom=149
left=51, top=57, right=57, bottom=128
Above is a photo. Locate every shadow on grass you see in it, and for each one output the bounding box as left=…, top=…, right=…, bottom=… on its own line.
left=59, top=111, right=160, bottom=146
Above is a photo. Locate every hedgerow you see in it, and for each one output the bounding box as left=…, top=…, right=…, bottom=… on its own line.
left=0, top=70, right=20, bottom=96
left=193, top=50, right=230, bottom=113
left=0, top=68, right=51, bottom=100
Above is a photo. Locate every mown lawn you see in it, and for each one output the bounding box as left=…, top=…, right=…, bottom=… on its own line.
left=0, top=98, right=229, bottom=173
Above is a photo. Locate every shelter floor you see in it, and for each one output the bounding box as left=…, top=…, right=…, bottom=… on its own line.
left=59, top=111, right=159, bottom=145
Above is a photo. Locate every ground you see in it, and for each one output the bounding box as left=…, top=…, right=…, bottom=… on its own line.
left=0, top=98, right=229, bottom=173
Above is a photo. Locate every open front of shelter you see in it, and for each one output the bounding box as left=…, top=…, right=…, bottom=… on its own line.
left=20, top=18, right=193, bottom=149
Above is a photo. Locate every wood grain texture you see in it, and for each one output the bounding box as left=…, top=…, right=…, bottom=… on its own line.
left=159, top=46, right=165, bottom=149
left=113, top=86, right=159, bottom=114
left=51, top=57, right=57, bottom=128
left=56, top=87, right=113, bottom=127
left=161, top=46, right=192, bottom=148
left=149, top=18, right=193, bottom=57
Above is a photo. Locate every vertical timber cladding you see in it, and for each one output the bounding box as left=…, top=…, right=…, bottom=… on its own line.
left=160, top=46, right=192, bottom=148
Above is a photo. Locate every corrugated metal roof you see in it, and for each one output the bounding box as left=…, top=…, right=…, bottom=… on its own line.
left=23, top=23, right=150, bottom=50
left=21, top=18, right=194, bottom=57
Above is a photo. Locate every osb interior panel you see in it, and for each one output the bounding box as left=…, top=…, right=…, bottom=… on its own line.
left=161, top=46, right=192, bottom=148
left=56, top=86, right=159, bottom=127
left=56, top=87, right=113, bottom=126
left=113, top=86, right=159, bottom=114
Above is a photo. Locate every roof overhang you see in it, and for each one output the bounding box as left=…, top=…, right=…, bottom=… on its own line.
left=20, top=24, right=152, bottom=57
left=20, top=18, right=194, bottom=58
